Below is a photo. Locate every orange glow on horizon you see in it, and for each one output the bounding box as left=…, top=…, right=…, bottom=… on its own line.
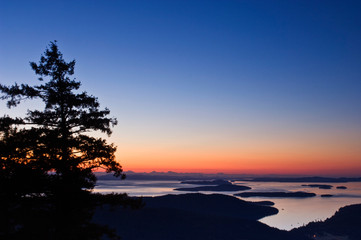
left=113, top=128, right=361, bottom=177
left=123, top=163, right=361, bottom=176
left=123, top=167, right=361, bottom=177
left=115, top=145, right=361, bottom=177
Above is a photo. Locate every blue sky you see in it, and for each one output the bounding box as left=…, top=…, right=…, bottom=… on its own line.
left=1, top=0, right=361, bottom=175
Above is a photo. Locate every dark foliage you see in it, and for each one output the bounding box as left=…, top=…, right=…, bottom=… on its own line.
left=0, top=41, right=125, bottom=239
left=92, top=193, right=145, bottom=209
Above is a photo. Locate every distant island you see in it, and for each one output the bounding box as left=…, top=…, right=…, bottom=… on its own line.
left=235, top=191, right=316, bottom=198
left=321, top=194, right=334, bottom=198
left=175, top=184, right=251, bottom=192
left=302, top=184, right=333, bottom=189
left=180, top=179, right=231, bottom=185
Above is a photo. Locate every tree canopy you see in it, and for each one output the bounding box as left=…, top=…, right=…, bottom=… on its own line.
left=0, top=41, right=124, bottom=195
left=0, top=41, right=126, bottom=239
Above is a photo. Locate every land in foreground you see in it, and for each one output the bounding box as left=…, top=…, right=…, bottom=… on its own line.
left=93, top=193, right=361, bottom=240
left=93, top=193, right=307, bottom=240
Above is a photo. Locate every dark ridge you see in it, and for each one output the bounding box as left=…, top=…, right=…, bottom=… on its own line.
left=143, top=193, right=277, bottom=220
left=94, top=207, right=308, bottom=240
left=250, top=200, right=275, bottom=206
left=336, top=186, right=347, bottom=189
left=93, top=193, right=309, bottom=240
left=235, top=191, right=316, bottom=198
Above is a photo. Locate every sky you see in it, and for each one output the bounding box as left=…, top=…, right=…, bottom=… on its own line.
left=1, top=0, right=361, bottom=176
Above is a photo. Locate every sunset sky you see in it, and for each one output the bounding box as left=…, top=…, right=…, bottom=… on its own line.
left=1, top=0, right=361, bottom=176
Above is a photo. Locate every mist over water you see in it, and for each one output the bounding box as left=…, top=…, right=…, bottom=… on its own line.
left=94, top=180, right=361, bottom=230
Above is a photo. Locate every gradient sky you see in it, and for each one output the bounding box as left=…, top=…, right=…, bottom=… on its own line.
left=1, top=0, right=361, bottom=176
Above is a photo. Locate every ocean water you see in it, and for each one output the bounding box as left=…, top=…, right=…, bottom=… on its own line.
left=94, top=180, right=361, bottom=230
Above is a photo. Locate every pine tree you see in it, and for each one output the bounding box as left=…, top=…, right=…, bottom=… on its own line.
left=0, top=41, right=124, bottom=195
left=0, top=41, right=125, bottom=239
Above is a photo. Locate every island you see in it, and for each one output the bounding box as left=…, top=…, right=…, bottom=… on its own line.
left=175, top=184, right=251, bottom=192
left=235, top=191, right=316, bottom=198
left=320, top=194, right=334, bottom=198
left=301, top=184, right=333, bottom=189
left=336, top=186, right=347, bottom=189
left=180, top=179, right=231, bottom=185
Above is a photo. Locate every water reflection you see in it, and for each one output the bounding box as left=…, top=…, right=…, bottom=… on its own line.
left=95, top=180, right=186, bottom=196
left=238, top=181, right=361, bottom=230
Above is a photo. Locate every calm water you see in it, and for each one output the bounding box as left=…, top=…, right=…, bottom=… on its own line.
left=94, top=180, right=361, bottom=230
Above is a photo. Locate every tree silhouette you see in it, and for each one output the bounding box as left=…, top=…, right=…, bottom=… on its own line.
left=0, top=41, right=125, bottom=239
